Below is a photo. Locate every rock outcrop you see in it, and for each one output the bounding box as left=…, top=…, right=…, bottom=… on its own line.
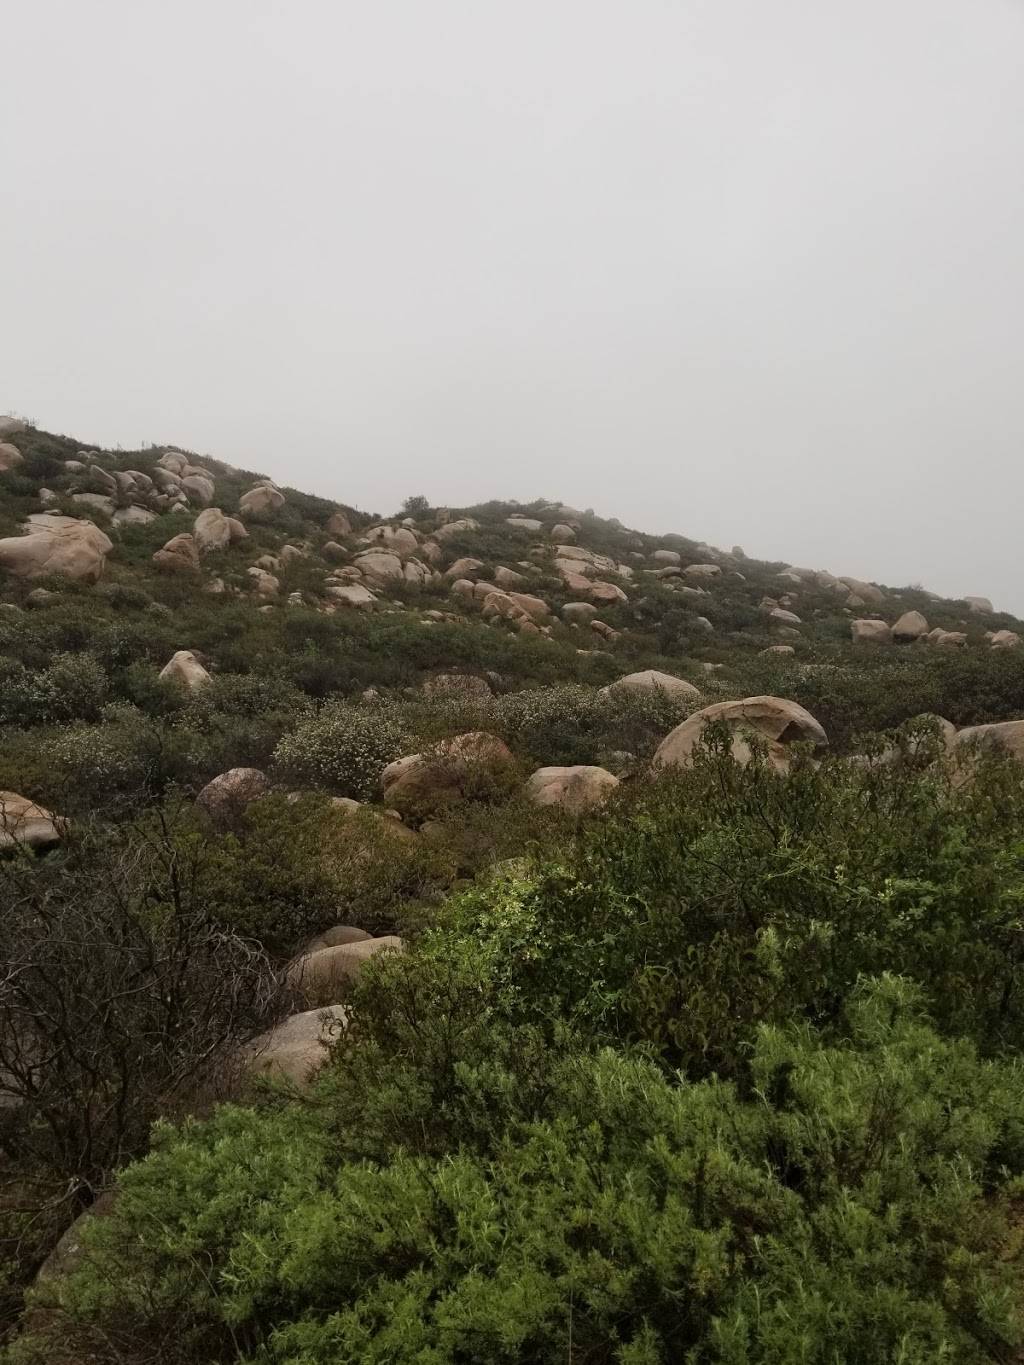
left=655, top=696, right=827, bottom=774
left=0, top=516, right=113, bottom=583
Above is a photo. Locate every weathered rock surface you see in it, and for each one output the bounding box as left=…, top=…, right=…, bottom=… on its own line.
left=851, top=619, right=892, bottom=645
left=286, top=937, right=405, bottom=1002
left=153, top=532, right=200, bottom=573
left=243, top=1005, right=349, bottom=1087
left=0, top=516, right=113, bottom=583
left=655, top=696, right=827, bottom=774
left=604, top=670, right=700, bottom=701
left=0, top=791, right=63, bottom=852
left=525, top=765, right=619, bottom=812
left=196, top=767, right=270, bottom=821
left=159, top=650, right=211, bottom=690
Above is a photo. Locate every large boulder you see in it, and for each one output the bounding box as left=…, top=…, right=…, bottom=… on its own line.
left=243, top=1005, right=349, bottom=1087
left=0, top=516, right=113, bottom=583
left=354, top=550, right=403, bottom=584
left=956, top=721, right=1024, bottom=764
left=769, top=608, right=802, bottom=627
left=840, top=577, right=885, bottom=605
left=325, top=510, right=352, bottom=537
left=991, top=630, right=1021, bottom=649
left=196, top=768, right=270, bottom=822
left=654, top=696, right=828, bottom=774
left=445, top=557, right=485, bottom=581
left=193, top=507, right=232, bottom=553
left=247, top=566, right=281, bottom=597
left=366, top=525, right=418, bottom=555
left=651, top=549, right=681, bottom=565
left=435, top=517, right=479, bottom=541
left=684, top=563, right=721, bottom=579
left=506, top=516, right=542, bottom=532
left=562, top=601, right=598, bottom=624
left=286, top=938, right=405, bottom=1003
left=381, top=732, right=514, bottom=817
left=965, top=596, right=994, bottom=614
left=525, top=765, right=619, bottom=813
left=153, top=532, right=200, bottom=573
left=604, top=670, right=700, bottom=701
left=851, top=619, right=892, bottom=645
left=0, top=441, right=23, bottom=471
left=892, top=610, right=928, bottom=643
left=326, top=583, right=378, bottom=608
left=181, top=473, right=216, bottom=507
left=590, top=580, right=627, bottom=605
left=158, top=650, right=211, bottom=690
left=238, top=483, right=285, bottom=519
left=0, top=791, right=63, bottom=852
left=550, top=524, right=575, bottom=544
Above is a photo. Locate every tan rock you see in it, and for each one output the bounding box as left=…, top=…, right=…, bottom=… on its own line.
left=508, top=591, right=549, bottom=621
left=892, top=610, right=928, bottom=643
left=0, top=515, right=113, bottom=583
left=761, top=645, right=796, bottom=656
left=956, top=720, right=1024, bottom=763
left=286, top=937, right=405, bottom=1002
left=933, top=630, right=968, bottom=648
left=851, top=619, right=892, bottom=645
left=196, top=767, right=270, bottom=821
left=0, top=441, right=23, bottom=471
left=604, top=670, right=700, bottom=701
left=325, top=510, right=352, bottom=537
left=158, top=650, right=211, bottom=690
left=494, top=566, right=527, bottom=589
left=991, top=630, right=1021, bottom=649
left=435, top=517, right=479, bottom=541
left=243, top=1005, right=349, bottom=1087
left=550, top=524, right=575, bottom=543
left=0, top=791, right=63, bottom=852
left=769, top=608, right=802, bottom=626
left=525, top=765, right=619, bottom=812
left=655, top=696, right=828, bottom=774
left=193, top=507, right=232, bottom=553
left=153, top=532, right=200, bottom=573
left=355, top=549, right=404, bottom=584
left=238, top=483, right=285, bottom=519
left=651, top=549, right=681, bottom=565
left=590, top=580, right=627, bottom=605
left=965, top=596, right=994, bottom=614
left=247, top=566, right=281, bottom=597
left=562, top=601, right=598, bottom=624
left=445, top=556, right=485, bottom=580
left=182, top=473, right=215, bottom=507
left=840, top=577, right=884, bottom=605
left=684, top=563, right=721, bottom=579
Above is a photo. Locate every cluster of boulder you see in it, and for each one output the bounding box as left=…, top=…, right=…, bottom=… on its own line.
left=852, top=611, right=1019, bottom=649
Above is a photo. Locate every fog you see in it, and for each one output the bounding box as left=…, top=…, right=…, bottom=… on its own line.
left=3, top=1, right=1023, bottom=608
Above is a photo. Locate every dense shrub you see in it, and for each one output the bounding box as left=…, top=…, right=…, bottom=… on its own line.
left=273, top=704, right=409, bottom=798
left=15, top=977, right=1024, bottom=1364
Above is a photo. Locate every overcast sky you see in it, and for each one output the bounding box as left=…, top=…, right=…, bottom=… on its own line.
left=3, top=1, right=1023, bottom=607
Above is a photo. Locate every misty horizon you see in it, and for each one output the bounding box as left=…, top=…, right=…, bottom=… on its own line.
left=4, top=0, right=1023, bottom=611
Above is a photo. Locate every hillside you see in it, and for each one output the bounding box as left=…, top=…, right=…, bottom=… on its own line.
left=5, top=419, right=1024, bottom=1362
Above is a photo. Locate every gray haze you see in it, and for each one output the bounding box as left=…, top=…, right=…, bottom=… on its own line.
left=3, top=1, right=1024, bottom=608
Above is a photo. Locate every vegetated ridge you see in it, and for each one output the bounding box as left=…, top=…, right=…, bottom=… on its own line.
left=4, top=416, right=1024, bottom=1363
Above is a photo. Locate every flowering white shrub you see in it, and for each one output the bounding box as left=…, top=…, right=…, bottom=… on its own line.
left=274, top=705, right=409, bottom=798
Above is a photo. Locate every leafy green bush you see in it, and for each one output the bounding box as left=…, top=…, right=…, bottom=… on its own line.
left=273, top=704, right=409, bottom=799
left=16, top=977, right=1024, bottom=1364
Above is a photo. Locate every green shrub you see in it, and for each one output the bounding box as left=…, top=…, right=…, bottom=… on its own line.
left=273, top=704, right=409, bottom=799
left=16, top=977, right=1024, bottom=1364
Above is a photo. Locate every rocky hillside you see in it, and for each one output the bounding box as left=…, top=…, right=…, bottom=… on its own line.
left=7, top=417, right=1024, bottom=1361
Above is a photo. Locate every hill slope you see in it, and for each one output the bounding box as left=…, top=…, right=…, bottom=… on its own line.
left=6, top=418, right=1024, bottom=1361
